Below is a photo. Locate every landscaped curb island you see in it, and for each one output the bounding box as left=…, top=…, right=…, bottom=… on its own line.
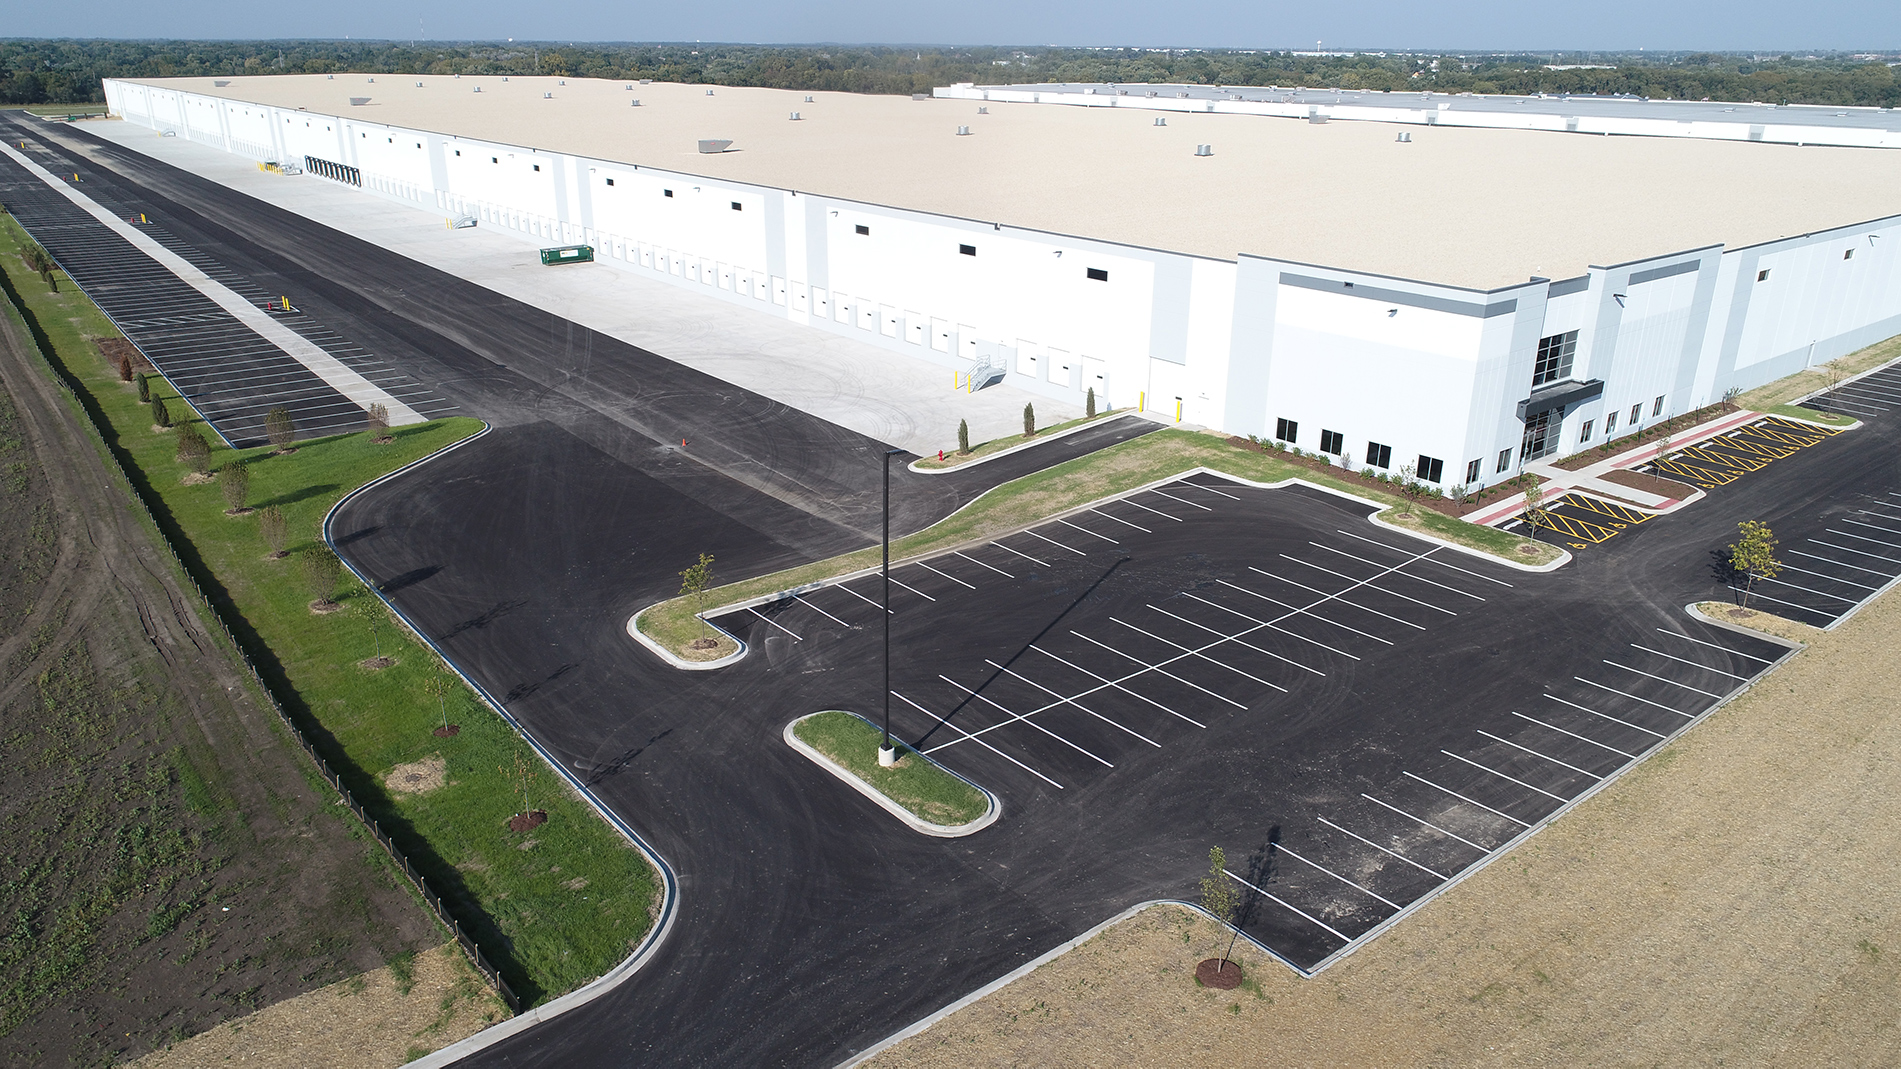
left=786, top=711, right=999, bottom=837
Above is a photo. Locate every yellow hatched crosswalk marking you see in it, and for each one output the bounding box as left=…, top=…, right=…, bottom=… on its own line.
left=1762, top=415, right=1840, bottom=438
left=1567, top=495, right=1654, bottom=524
left=1718, top=434, right=1798, bottom=459
left=1679, top=445, right=1765, bottom=472
left=1653, top=457, right=1738, bottom=486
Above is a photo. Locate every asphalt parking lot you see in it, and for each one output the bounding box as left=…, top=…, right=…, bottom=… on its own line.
left=716, top=475, right=1791, bottom=970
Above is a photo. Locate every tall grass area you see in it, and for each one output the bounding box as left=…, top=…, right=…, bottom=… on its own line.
left=0, top=213, right=655, bottom=1006
left=641, top=427, right=1559, bottom=654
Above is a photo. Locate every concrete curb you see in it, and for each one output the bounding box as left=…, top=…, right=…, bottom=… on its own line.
left=1791, top=351, right=1901, bottom=412
left=318, top=425, right=681, bottom=1069
left=784, top=712, right=1000, bottom=838
left=906, top=410, right=1148, bottom=474
left=626, top=606, right=748, bottom=670
left=1683, top=602, right=1808, bottom=649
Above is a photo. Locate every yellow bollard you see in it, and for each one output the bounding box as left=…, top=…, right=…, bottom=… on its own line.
left=1138, top=390, right=1145, bottom=412
left=1175, top=401, right=1182, bottom=423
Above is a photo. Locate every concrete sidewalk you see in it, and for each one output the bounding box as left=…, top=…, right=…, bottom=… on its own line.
left=70, top=119, right=1080, bottom=455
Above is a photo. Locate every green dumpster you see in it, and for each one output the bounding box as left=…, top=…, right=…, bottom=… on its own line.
left=539, top=244, right=595, bottom=265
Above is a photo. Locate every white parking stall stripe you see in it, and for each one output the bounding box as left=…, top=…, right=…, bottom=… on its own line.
left=1787, top=548, right=1897, bottom=578
left=1852, top=510, right=1901, bottom=529
left=982, top=660, right=1162, bottom=746
left=1654, top=629, right=1777, bottom=665
left=955, top=551, right=1016, bottom=578
left=1178, top=480, right=1242, bottom=500
left=1057, top=518, right=1119, bottom=544
left=888, top=575, right=938, bottom=601
left=1148, top=488, right=1212, bottom=511
left=1476, top=732, right=1605, bottom=780
left=1836, top=384, right=1901, bottom=403
left=1281, top=555, right=1459, bottom=615
left=1403, top=771, right=1534, bottom=828
left=1249, top=567, right=1427, bottom=630
left=1816, top=397, right=1885, bottom=415
left=1271, top=843, right=1401, bottom=909
left=1223, top=869, right=1353, bottom=944
left=1335, top=529, right=1514, bottom=587
left=1089, top=507, right=1151, bottom=533
left=934, top=677, right=1116, bottom=766
left=1823, top=528, right=1901, bottom=553
left=747, top=607, right=802, bottom=641
left=1602, top=660, right=1728, bottom=698
left=1030, top=645, right=1207, bottom=727
left=1023, top=529, right=1087, bottom=556
left=1772, top=562, right=1880, bottom=590
left=1318, top=816, right=1453, bottom=880
left=1864, top=499, right=1901, bottom=514
left=916, top=561, right=976, bottom=589
left=1360, top=794, right=1494, bottom=852
left=1183, top=591, right=1363, bottom=659
left=1312, top=543, right=1485, bottom=600
left=893, top=690, right=1064, bottom=789
left=1749, top=574, right=1860, bottom=603
left=1574, top=677, right=1696, bottom=717
left=1843, top=517, right=1901, bottom=538
left=792, top=595, right=853, bottom=628
left=1510, top=712, right=1639, bottom=759
left=990, top=541, right=1051, bottom=568
left=1072, top=631, right=1251, bottom=708
left=833, top=582, right=892, bottom=613
left=1121, top=498, right=1185, bottom=522
left=1112, top=616, right=1291, bottom=690
left=1725, top=586, right=1835, bottom=617
left=1213, top=581, right=1391, bottom=646
left=1443, top=750, right=1571, bottom=802
left=1147, top=603, right=1328, bottom=676
left=1629, top=644, right=1752, bottom=681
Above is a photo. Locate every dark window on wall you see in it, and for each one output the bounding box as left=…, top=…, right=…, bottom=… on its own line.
left=731, top=201, right=742, bottom=211
left=1845, top=249, right=1855, bottom=260
left=1653, top=395, right=1665, bottom=416
left=1605, top=411, right=1619, bottom=435
left=533, top=164, right=541, bottom=172
left=1366, top=441, right=1393, bottom=469
left=1416, top=455, right=1444, bottom=483
left=1465, top=459, right=1481, bottom=484
left=1275, top=418, right=1298, bottom=443
left=664, top=189, right=674, bottom=197
left=454, top=150, right=461, bottom=156
left=1532, top=330, right=1578, bottom=386
left=959, top=244, right=976, bottom=256
left=491, top=157, right=498, bottom=163
left=1757, top=269, right=1771, bottom=282
left=1086, top=267, right=1109, bottom=282
left=1580, top=419, right=1595, bottom=443
left=1497, top=447, right=1513, bottom=473
left=1630, top=404, right=1642, bottom=425
left=1320, top=429, right=1344, bottom=455
left=605, top=177, right=615, bottom=186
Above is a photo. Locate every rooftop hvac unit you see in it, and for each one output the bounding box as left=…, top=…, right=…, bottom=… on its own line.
left=705, top=89, right=715, bottom=96
left=415, top=81, right=423, bottom=87
left=349, top=97, right=371, bottom=106
left=626, top=84, right=633, bottom=89
left=956, top=125, right=971, bottom=135
left=214, top=80, right=231, bottom=87
left=805, top=95, right=814, bottom=102
left=543, top=92, right=553, bottom=98
left=697, top=139, right=734, bottom=153
left=474, top=86, right=481, bottom=92
left=1308, top=114, right=1329, bottom=124
left=1154, top=117, right=1167, bottom=126
left=1194, top=144, right=1213, bottom=156
left=641, top=79, right=652, bottom=85
left=631, top=99, right=641, bottom=106
left=1395, top=131, right=1412, bottom=142
left=367, top=77, right=375, bottom=82
left=977, top=106, right=987, bottom=114
left=912, top=93, right=929, bottom=100
left=790, top=111, right=801, bottom=120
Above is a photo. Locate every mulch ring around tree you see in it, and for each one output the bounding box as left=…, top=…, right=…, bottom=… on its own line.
left=688, top=637, right=720, bottom=651
left=308, top=600, right=345, bottom=615
left=358, top=656, right=395, bottom=670
left=1196, top=958, right=1244, bottom=989
left=508, top=810, right=548, bottom=833
left=433, top=724, right=461, bottom=738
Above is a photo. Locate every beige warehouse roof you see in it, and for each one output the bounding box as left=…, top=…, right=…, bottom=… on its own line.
left=126, top=75, right=1901, bottom=290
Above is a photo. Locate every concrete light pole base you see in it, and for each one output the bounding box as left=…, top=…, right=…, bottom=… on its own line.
left=878, top=744, right=898, bottom=767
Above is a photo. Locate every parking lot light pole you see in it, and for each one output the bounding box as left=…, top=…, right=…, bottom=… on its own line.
left=880, top=449, right=904, bottom=767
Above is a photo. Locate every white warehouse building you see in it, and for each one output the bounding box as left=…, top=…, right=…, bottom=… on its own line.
left=104, top=75, right=1901, bottom=488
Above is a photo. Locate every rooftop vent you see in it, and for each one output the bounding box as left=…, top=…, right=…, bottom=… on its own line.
left=1308, top=114, right=1329, bottom=124
left=214, top=80, right=231, bottom=87
left=415, top=81, right=423, bottom=87
left=912, top=93, right=929, bottom=100
left=626, top=84, right=633, bottom=90
left=367, top=77, right=375, bottom=83
left=630, top=99, right=640, bottom=106
left=697, top=139, right=734, bottom=154
left=977, top=106, right=988, bottom=114
left=1178, top=91, right=1190, bottom=98
left=956, top=125, right=971, bottom=135
left=1395, top=131, right=1412, bottom=142
left=559, top=80, right=566, bottom=85
left=705, top=89, right=715, bottom=96
left=1146, top=90, right=1158, bottom=97
left=349, top=97, right=371, bottom=106
left=790, top=111, right=801, bottom=120
left=1154, top=117, right=1167, bottom=126
left=804, top=95, right=814, bottom=102
left=326, top=74, right=334, bottom=79
left=543, top=92, right=553, bottom=99
left=474, top=86, right=481, bottom=92
left=640, top=79, right=652, bottom=85
left=1194, top=144, right=1213, bottom=156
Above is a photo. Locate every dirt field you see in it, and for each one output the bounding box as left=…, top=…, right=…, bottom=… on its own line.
left=867, top=586, right=1901, bottom=1068
left=0, top=277, right=442, bottom=1064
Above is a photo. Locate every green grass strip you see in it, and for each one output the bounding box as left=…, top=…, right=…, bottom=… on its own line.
left=794, top=712, right=988, bottom=826
left=0, top=212, right=655, bottom=1007
left=1763, top=403, right=1856, bottom=426
left=912, top=408, right=1122, bottom=469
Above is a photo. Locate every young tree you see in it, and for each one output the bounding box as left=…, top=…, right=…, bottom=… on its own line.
left=1522, top=480, right=1547, bottom=542
left=365, top=402, right=390, bottom=440
left=957, top=418, right=970, bottom=456
left=1729, top=520, right=1781, bottom=609
left=264, top=406, right=296, bottom=450
left=1654, top=431, right=1675, bottom=466
left=135, top=371, right=150, bottom=403
left=1396, top=463, right=1423, bottom=517
left=258, top=505, right=289, bottom=558
left=217, top=460, right=250, bottom=513
left=174, top=424, right=210, bottom=474
left=150, top=397, right=171, bottom=429
left=1199, top=846, right=1242, bottom=972
left=1085, top=386, right=1097, bottom=419
left=301, top=544, right=343, bottom=609
left=26, top=244, right=56, bottom=290
left=118, top=354, right=133, bottom=382
left=501, top=747, right=539, bottom=826
left=1022, top=402, right=1035, bottom=439
left=425, top=666, right=459, bottom=736
left=679, top=552, right=715, bottom=646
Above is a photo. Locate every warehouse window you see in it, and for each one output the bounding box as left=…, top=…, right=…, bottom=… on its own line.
left=1532, top=330, right=1578, bottom=386
left=855, top=224, right=870, bottom=235
left=1416, top=455, right=1444, bottom=483
left=454, top=150, right=461, bottom=156
left=1579, top=419, right=1595, bottom=444
left=1757, top=269, right=1771, bottom=282
left=1465, top=458, right=1481, bottom=485
left=1496, top=448, right=1512, bottom=474
left=533, top=164, right=540, bottom=172
left=1630, top=403, right=1642, bottom=425
left=1366, top=441, right=1392, bottom=469
left=664, top=189, right=673, bottom=197
left=1653, top=395, right=1665, bottom=416
left=1844, top=249, right=1855, bottom=260
left=959, top=244, right=976, bottom=256
left=1087, top=267, right=1109, bottom=282
left=731, top=201, right=742, bottom=211
left=491, top=157, right=498, bottom=163
left=1605, top=411, right=1619, bottom=436
left=1320, top=429, right=1344, bottom=455
left=1275, top=418, right=1298, bottom=444
left=605, top=177, right=614, bottom=186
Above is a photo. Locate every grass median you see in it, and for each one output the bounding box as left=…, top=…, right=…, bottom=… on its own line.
left=793, top=712, right=989, bottom=827
left=911, top=408, right=1123, bottom=469
left=0, top=212, right=657, bottom=1008
left=641, top=428, right=1560, bottom=657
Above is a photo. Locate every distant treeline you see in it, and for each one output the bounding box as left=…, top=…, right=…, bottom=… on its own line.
left=4, top=40, right=1898, bottom=108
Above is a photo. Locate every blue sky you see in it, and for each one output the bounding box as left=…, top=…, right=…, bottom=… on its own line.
left=15, top=0, right=1897, bottom=51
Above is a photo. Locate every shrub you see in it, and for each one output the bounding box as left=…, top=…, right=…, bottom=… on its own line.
left=258, top=505, right=289, bottom=558
left=365, top=402, right=389, bottom=439
left=1361, top=467, right=1375, bottom=479
left=264, top=406, right=295, bottom=448
left=1086, top=387, right=1096, bottom=419
left=1022, top=403, right=1035, bottom=439
left=301, top=545, right=343, bottom=608
left=118, top=354, right=133, bottom=382
left=150, top=397, right=171, bottom=428
left=957, top=418, right=969, bottom=455
left=135, top=372, right=150, bottom=402
left=218, top=461, right=250, bottom=512
left=174, top=424, right=210, bottom=473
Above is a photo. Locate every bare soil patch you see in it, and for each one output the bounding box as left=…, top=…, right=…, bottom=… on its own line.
left=384, top=753, right=448, bottom=796
left=676, top=630, right=739, bottom=661
left=508, top=810, right=548, bottom=833
left=868, top=588, right=1901, bottom=1069
left=180, top=471, right=214, bottom=485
